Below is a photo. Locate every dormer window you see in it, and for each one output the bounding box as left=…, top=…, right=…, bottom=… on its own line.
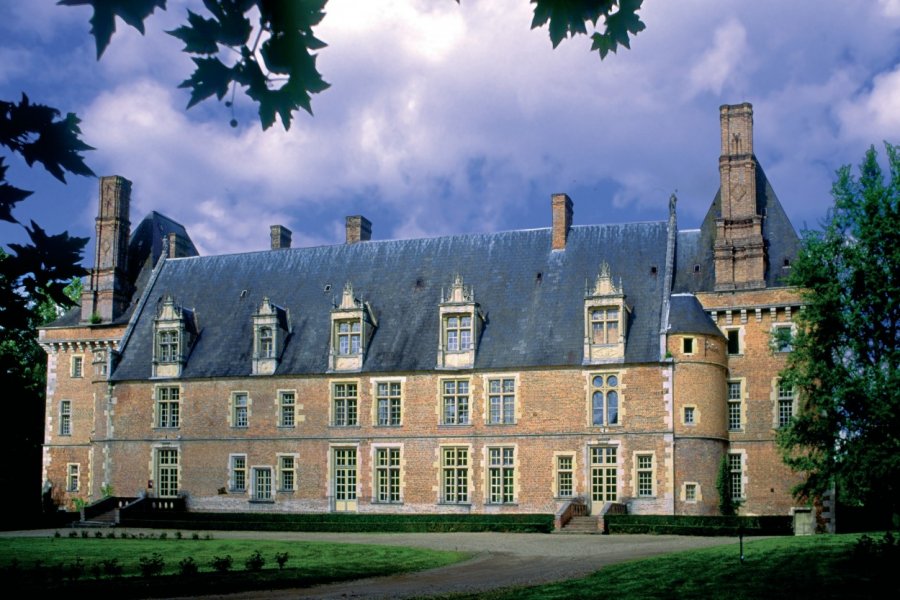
left=329, top=282, right=376, bottom=372
left=583, top=263, right=629, bottom=364
left=153, top=295, right=197, bottom=378
left=437, top=274, right=481, bottom=370
left=445, top=315, right=472, bottom=351
left=157, top=331, right=179, bottom=362
left=252, top=298, right=290, bottom=375
left=590, top=308, right=619, bottom=345
left=336, top=320, right=361, bottom=355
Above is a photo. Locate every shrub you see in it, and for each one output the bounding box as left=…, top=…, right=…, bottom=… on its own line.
left=106, top=531, right=116, bottom=539
left=138, top=553, right=165, bottom=577
left=175, top=531, right=183, bottom=540
left=211, top=555, right=233, bottom=573
left=102, top=558, right=123, bottom=577
left=158, top=532, right=168, bottom=540
left=192, top=532, right=200, bottom=540
left=245, top=550, right=265, bottom=572
left=53, top=531, right=61, bottom=538
left=274, top=551, right=289, bottom=570
left=94, top=530, right=103, bottom=538
left=67, top=558, right=85, bottom=581
left=68, top=531, right=78, bottom=538
left=80, top=530, right=89, bottom=538
left=179, top=556, right=199, bottom=577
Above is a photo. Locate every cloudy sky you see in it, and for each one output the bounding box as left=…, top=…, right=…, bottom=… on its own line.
left=2, top=0, right=900, bottom=261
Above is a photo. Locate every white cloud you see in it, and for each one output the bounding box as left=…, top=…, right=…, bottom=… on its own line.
left=688, top=18, right=749, bottom=96
left=838, top=66, right=900, bottom=143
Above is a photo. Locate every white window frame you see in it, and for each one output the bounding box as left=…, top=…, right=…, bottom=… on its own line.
left=441, top=379, right=470, bottom=425
left=375, top=380, right=402, bottom=427
left=556, top=454, right=574, bottom=498
left=278, top=390, right=295, bottom=428
left=156, top=386, right=181, bottom=428
left=486, top=377, right=516, bottom=424
left=278, top=455, right=296, bottom=492
left=67, top=463, right=80, bottom=492
left=487, top=447, right=515, bottom=504
left=777, top=382, right=795, bottom=428
left=59, top=400, right=72, bottom=436
left=727, top=380, right=742, bottom=431
left=590, top=306, right=620, bottom=345
left=332, top=382, right=358, bottom=427
left=374, top=446, right=402, bottom=503
left=232, top=392, right=249, bottom=428
left=590, top=373, right=620, bottom=427
left=441, top=446, right=469, bottom=504
left=728, top=452, right=744, bottom=500
left=590, top=446, right=618, bottom=502
left=252, top=466, right=273, bottom=501
left=230, top=454, right=247, bottom=493
left=70, top=355, right=84, bottom=378
left=335, top=319, right=362, bottom=356
left=635, top=453, right=654, bottom=498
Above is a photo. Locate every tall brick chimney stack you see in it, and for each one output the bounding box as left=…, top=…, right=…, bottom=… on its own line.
left=714, top=103, right=767, bottom=291
left=551, top=193, right=573, bottom=251
left=345, top=215, right=372, bottom=244
left=270, top=225, right=292, bottom=249
left=81, top=176, right=132, bottom=323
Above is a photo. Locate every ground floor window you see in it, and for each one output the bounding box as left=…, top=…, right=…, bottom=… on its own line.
left=67, top=463, right=79, bottom=492
left=636, top=454, right=654, bottom=497
left=253, top=467, right=272, bottom=501
left=156, top=448, right=179, bottom=497
left=442, top=447, right=469, bottom=503
left=487, top=447, right=515, bottom=504
left=279, top=456, right=296, bottom=491
left=375, top=447, right=401, bottom=503
left=333, top=448, right=358, bottom=511
left=230, top=455, right=246, bottom=492
left=556, top=455, right=574, bottom=498
left=591, top=446, right=617, bottom=502
left=729, top=453, right=743, bottom=500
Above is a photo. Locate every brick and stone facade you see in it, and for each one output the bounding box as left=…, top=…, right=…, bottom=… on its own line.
left=40, top=103, right=806, bottom=519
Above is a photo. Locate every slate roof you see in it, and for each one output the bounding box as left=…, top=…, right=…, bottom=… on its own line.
left=673, top=164, right=800, bottom=293
left=112, top=222, right=670, bottom=380
left=668, top=294, right=723, bottom=337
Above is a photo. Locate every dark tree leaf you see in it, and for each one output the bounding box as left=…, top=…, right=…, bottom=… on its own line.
left=7, top=221, right=88, bottom=306
left=178, top=57, right=235, bottom=108
left=531, top=0, right=614, bottom=48
left=167, top=10, right=221, bottom=54
left=0, top=95, right=95, bottom=183
left=59, top=0, right=167, bottom=58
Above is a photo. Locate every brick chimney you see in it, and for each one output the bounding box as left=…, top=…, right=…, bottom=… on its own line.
left=551, top=193, right=573, bottom=251
left=345, top=215, right=372, bottom=244
left=81, top=175, right=132, bottom=323
left=270, top=224, right=292, bottom=249
left=714, top=103, right=766, bottom=290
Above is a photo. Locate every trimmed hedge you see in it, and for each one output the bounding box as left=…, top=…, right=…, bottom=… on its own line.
left=604, top=514, right=792, bottom=536
left=119, top=511, right=555, bottom=533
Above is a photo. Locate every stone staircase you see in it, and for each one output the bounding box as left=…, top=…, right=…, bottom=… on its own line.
left=558, top=515, right=601, bottom=534
left=73, top=508, right=117, bottom=528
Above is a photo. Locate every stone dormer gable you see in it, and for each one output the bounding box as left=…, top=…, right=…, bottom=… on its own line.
left=329, top=282, right=376, bottom=372
left=437, top=274, right=482, bottom=370
left=252, top=297, right=291, bottom=375
left=584, top=262, right=630, bottom=364
left=153, top=295, right=198, bottom=378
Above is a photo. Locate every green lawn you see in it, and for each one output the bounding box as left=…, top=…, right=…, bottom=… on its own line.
left=1, top=532, right=469, bottom=597
left=445, top=534, right=893, bottom=600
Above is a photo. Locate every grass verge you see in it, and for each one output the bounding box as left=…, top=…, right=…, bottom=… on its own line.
left=441, top=533, right=893, bottom=600
left=1, top=532, right=469, bottom=598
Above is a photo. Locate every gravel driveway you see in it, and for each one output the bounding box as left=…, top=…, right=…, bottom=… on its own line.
left=171, top=531, right=742, bottom=599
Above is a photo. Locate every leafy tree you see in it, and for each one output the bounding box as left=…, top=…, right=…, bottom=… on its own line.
left=778, top=143, right=900, bottom=515
left=60, top=0, right=646, bottom=130
left=0, top=94, right=92, bottom=523
left=716, top=453, right=736, bottom=516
